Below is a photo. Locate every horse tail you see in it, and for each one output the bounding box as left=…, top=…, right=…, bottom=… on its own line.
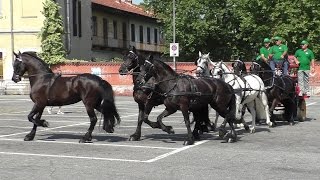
left=99, top=80, right=121, bottom=131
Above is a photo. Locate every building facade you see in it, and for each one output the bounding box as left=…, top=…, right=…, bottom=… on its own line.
left=0, top=0, right=164, bottom=81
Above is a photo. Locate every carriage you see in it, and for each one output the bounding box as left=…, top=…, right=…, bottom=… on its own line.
left=247, top=55, right=307, bottom=123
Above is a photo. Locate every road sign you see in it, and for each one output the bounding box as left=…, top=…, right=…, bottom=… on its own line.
left=170, top=43, right=179, bottom=57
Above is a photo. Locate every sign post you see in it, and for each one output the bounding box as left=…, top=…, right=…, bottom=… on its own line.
left=172, top=0, right=177, bottom=71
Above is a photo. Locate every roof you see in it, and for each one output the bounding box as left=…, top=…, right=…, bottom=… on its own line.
left=92, top=0, right=153, bottom=18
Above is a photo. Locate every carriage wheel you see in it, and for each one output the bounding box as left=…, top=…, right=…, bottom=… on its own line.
left=297, top=99, right=306, bottom=122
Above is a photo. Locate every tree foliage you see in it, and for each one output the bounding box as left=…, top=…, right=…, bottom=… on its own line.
left=143, top=0, right=320, bottom=61
left=39, top=0, right=66, bottom=65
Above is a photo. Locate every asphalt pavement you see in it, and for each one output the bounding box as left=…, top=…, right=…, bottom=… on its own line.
left=0, top=95, right=319, bottom=180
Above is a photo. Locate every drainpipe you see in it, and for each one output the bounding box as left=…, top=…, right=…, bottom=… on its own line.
left=66, top=0, right=71, bottom=54
left=10, top=0, right=14, bottom=56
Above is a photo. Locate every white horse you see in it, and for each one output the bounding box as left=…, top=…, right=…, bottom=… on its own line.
left=196, top=54, right=272, bottom=133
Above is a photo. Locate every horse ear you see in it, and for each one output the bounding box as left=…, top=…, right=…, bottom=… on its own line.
left=13, top=52, right=18, bottom=57
left=132, top=46, right=137, bottom=53
left=199, top=51, right=202, bottom=57
left=147, top=55, right=154, bottom=63
left=149, top=54, right=154, bottom=61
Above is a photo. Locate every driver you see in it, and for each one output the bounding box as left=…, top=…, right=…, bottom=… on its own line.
left=269, top=36, right=289, bottom=75
left=256, top=38, right=271, bottom=63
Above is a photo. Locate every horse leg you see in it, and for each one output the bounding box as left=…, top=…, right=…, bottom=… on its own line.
left=129, top=103, right=149, bottom=141
left=181, top=108, right=195, bottom=145
left=213, top=111, right=219, bottom=131
left=261, top=93, right=273, bottom=127
left=269, top=99, right=279, bottom=126
left=156, top=108, right=175, bottom=134
left=246, top=102, right=256, bottom=133
left=143, top=102, right=174, bottom=131
left=79, top=107, right=97, bottom=143
left=25, top=106, right=48, bottom=141
left=129, top=103, right=145, bottom=141
left=225, top=116, right=237, bottom=143
left=140, top=103, right=160, bottom=129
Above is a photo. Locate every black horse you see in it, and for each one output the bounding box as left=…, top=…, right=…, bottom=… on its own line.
left=12, top=51, right=120, bottom=142
left=138, top=57, right=238, bottom=145
left=250, top=60, right=297, bottom=125
left=118, top=47, right=212, bottom=141
left=232, top=59, right=248, bottom=76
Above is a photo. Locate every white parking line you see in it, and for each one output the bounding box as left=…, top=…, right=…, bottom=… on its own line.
left=0, top=139, right=208, bottom=163
left=145, top=140, right=209, bottom=163
left=0, top=138, right=177, bottom=150
left=307, top=102, right=317, bottom=106
left=0, top=151, right=146, bottom=163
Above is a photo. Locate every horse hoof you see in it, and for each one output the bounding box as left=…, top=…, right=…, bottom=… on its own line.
left=129, top=135, right=140, bottom=141
left=244, top=125, right=250, bottom=131
left=42, top=120, right=49, bottom=127
left=218, top=129, right=227, bottom=138
left=227, top=138, right=236, bottom=143
left=193, top=134, right=200, bottom=141
left=79, top=139, right=92, bottom=143
left=183, top=140, right=194, bottom=145
left=167, top=126, right=175, bottom=134
left=267, top=122, right=273, bottom=127
left=24, top=135, right=34, bottom=141
left=250, top=128, right=256, bottom=134
left=289, top=122, right=295, bottom=126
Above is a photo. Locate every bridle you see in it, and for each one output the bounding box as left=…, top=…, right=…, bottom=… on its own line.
left=122, top=51, right=140, bottom=74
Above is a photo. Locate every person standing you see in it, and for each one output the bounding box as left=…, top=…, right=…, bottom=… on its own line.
left=269, top=36, right=289, bottom=75
left=294, top=40, right=315, bottom=96
left=47, top=106, right=64, bottom=114
left=256, top=38, right=271, bottom=63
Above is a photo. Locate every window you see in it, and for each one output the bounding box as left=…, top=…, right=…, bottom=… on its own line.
left=122, top=22, right=127, bottom=41
left=72, top=0, right=78, bottom=36
left=139, top=25, right=143, bottom=43
left=131, top=24, right=135, bottom=42
left=113, top=21, right=118, bottom=39
left=103, top=18, right=108, bottom=39
left=147, top=27, right=150, bottom=44
left=154, top=28, right=158, bottom=44
left=92, top=16, right=97, bottom=36
left=0, top=52, right=2, bottom=60
left=78, top=0, right=82, bottom=37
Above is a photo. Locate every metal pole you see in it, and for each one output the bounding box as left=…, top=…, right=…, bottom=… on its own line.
left=172, top=0, right=176, bottom=71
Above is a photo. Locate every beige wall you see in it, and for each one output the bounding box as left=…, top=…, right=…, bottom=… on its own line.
left=0, top=0, right=44, bottom=80
left=0, top=0, right=93, bottom=80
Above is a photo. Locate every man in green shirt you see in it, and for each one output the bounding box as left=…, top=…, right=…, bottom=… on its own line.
left=256, top=38, right=271, bottom=63
left=294, top=40, right=315, bottom=96
left=269, top=36, right=289, bottom=75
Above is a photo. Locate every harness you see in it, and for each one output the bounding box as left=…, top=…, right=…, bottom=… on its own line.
left=47, top=73, right=62, bottom=103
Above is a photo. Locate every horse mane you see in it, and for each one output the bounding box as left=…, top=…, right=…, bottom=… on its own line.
left=259, top=60, right=271, bottom=70
left=22, top=51, right=53, bottom=73
left=153, top=59, right=177, bottom=76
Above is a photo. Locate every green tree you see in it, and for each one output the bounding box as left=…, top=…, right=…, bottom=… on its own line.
left=144, top=0, right=320, bottom=61
left=144, top=0, right=240, bottom=61
left=39, top=0, right=66, bottom=65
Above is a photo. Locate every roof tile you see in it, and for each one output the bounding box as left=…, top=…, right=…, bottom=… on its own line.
left=92, top=0, right=153, bottom=18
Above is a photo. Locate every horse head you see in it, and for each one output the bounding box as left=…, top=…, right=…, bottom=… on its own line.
left=12, top=51, right=26, bottom=83
left=119, top=46, right=143, bottom=75
left=195, top=51, right=212, bottom=77
left=232, top=59, right=247, bottom=76
left=210, top=61, right=226, bottom=79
